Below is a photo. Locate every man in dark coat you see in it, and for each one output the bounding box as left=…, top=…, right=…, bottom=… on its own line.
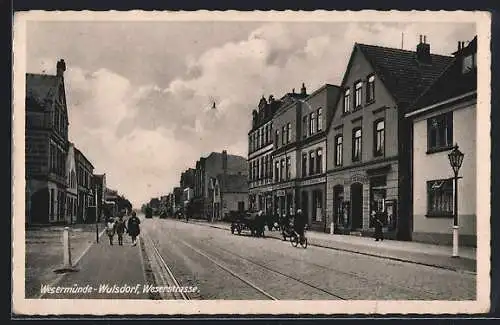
left=127, top=211, right=141, bottom=246
left=373, top=211, right=384, bottom=241
left=294, top=209, right=307, bottom=243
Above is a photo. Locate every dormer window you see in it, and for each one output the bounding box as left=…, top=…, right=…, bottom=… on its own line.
left=462, top=53, right=476, bottom=74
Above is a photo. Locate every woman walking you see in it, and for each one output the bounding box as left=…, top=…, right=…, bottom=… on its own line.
left=105, top=215, right=116, bottom=245
left=127, top=211, right=141, bottom=246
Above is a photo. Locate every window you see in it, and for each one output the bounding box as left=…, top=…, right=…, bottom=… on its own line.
left=265, top=125, right=269, bottom=144
left=287, top=123, right=292, bottom=143
left=335, top=135, right=343, bottom=167
left=352, top=128, right=362, bottom=162
left=317, top=108, right=323, bottom=131
left=302, top=153, right=307, bottom=177
left=275, top=130, right=279, bottom=147
left=354, top=81, right=363, bottom=108
left=374, top=120, right=385, bottom=157
left=275, top=160, right=279, bottom=182
left=249, top=135, right=252, bottom=152
left=257, top=129, right=261, bottom=149
left=261, top=127, right=265, bottom=146
left=309, top=151, right=315, bottom=175
left=309, top=112, right=316, bottom=135
left=427, top=112, right=453, bottom=151
left=248, top=162, right=252, bottom=180
left=280, top=159, right=285, bottom=181
left=316, top=148, right=323, bottom=174
left=367, top=75, right=375, bottom=102
left=260, top=157, right=265, bottom=179
left=286, top=157, right=291, bottom=180
left=263, top=156, right=267, bottom=178
left=462, top=54, right=476, bottom=74
left=302, top=116, right=308, bottom=138
left=343, top=88, right=350, bottom=113
left=282, top=126, right=286, bottom=146
left=269, top=122, right=273, bottom=144
left=427, top=179, right=453, bottom=216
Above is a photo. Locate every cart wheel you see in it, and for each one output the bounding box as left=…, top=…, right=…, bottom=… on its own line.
left=290, top=234, right=299, bottom=247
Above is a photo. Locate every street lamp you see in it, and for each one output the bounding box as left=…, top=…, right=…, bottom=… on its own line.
left=448, top=144, right=464, bottom=258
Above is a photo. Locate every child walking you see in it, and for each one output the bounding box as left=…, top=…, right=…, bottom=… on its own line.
left=105, top=216, right=116, bottom=245
left=114, top=215, right=128, bottom=246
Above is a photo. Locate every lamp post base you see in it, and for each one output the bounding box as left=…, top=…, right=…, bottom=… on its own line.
left=452, top=225, right=460, bottom=258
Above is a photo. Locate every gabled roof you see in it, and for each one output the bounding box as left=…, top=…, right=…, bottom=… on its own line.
left=352, top=43, right=454, bottom=109
left=216, top=173, right=248, bottom=193
left=408, top=37, right=477, bottom=113
left=25, top=73, right=61, bottom=110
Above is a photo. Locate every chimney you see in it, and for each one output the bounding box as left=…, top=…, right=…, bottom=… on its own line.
left=301, top=82, right=307, bottom=95
left=416, top=35, right=431, bottom=64
left=222, top=150, right=228, bottom=173
left=292, top=88, right=295, bottom=94
left=56, top=59, right=66, bottom=77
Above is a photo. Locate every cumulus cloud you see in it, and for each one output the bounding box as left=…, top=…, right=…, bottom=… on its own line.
left=27, top=21, right=475, bottom=206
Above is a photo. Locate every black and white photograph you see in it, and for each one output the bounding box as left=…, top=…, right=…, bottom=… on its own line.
left=12, top=10, right=491, bottom=315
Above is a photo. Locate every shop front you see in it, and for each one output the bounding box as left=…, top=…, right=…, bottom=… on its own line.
left=298, top=176, right=327, bottom=232
left=273, top=181, right=296, bottom=220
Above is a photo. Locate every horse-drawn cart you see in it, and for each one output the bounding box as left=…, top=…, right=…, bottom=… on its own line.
left=229, top=211, right=266, bottom=237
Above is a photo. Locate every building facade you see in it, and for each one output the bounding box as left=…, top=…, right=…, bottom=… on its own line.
left=297, top=84, right=340, bottom=232
left=213, top=173, right=248, bottom=220
left=25, top=59, right=69, bottom=224
left=248, top=95, right=280, bottom=214
left=325, top=37, right=453, bottom=239
left=271, top=85, right=308, bottom=221
left=75, top=147, right=94, bottom=223
left=405, top=37, right=477, bottom=246
left=65, top=143, right=78, bottom=224
left=192, top=150, right=247, bottom=219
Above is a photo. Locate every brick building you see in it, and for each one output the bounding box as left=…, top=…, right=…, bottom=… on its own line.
left=297, top=84, right=340, bottom=232
left=74, top=147, right=94, bottom=223
left=325, top=36, right=453, bottom=240
left=405, top=37, right=477, bottom=246
left=25, top=59, right=69, bottom=224
left=248, top=94, right=280, bottom=214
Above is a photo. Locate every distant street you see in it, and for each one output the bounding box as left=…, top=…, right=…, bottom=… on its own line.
left=140, top=216, right=475, bottom=300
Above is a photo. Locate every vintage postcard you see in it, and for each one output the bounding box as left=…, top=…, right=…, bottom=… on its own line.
left=12, top=10, right=491, bottom=315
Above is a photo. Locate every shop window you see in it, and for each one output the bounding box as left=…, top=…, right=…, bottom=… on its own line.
left=427, top=112, right=453, bottom=152
left=274, top=161, right=279, bottom=182
left=313, top=190, right=323, bottom=222
left=427, top=179, right=453, bottom=217
left=280, top=159, right=285, bottom=181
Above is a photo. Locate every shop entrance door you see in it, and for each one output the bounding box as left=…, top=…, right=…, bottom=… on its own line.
left=350, top=183, right=363, bottom=229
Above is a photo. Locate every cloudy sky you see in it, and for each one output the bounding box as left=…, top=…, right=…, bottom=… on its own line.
left=24, top=18, right=475, bottom=207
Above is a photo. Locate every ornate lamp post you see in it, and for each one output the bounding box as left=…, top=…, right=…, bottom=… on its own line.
left=448, top=144, right=464, bottom=258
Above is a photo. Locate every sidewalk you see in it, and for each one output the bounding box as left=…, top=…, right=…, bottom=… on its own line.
left=40, top=235, right=151, bottom=299
left=25, top=223, right=105, bottom=298
left=190, top=220, right=477, bottom=274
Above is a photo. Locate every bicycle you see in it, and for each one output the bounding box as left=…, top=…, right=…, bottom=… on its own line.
left=290, top=229, right=308, bottom=249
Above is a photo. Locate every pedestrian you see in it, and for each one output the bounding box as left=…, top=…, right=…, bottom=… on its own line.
left=105, top=216, right=115, bottom=245
left=114, top=215, right=127, bottom=246
left=127, top=211, right=141, bottom=246
left=373, top=211, right=384, bottom=241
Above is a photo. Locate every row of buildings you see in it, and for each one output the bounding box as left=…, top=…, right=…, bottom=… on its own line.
left=247, top=35, right=477, bottom=246
left=152, top=150, right=249, bottom=221
left=25, top=59, right=124, bottom=225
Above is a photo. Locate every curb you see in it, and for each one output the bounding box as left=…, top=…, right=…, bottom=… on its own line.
left=38, top=228, right=107, bottom=299
left=191, top=221, right=476, bottom=275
